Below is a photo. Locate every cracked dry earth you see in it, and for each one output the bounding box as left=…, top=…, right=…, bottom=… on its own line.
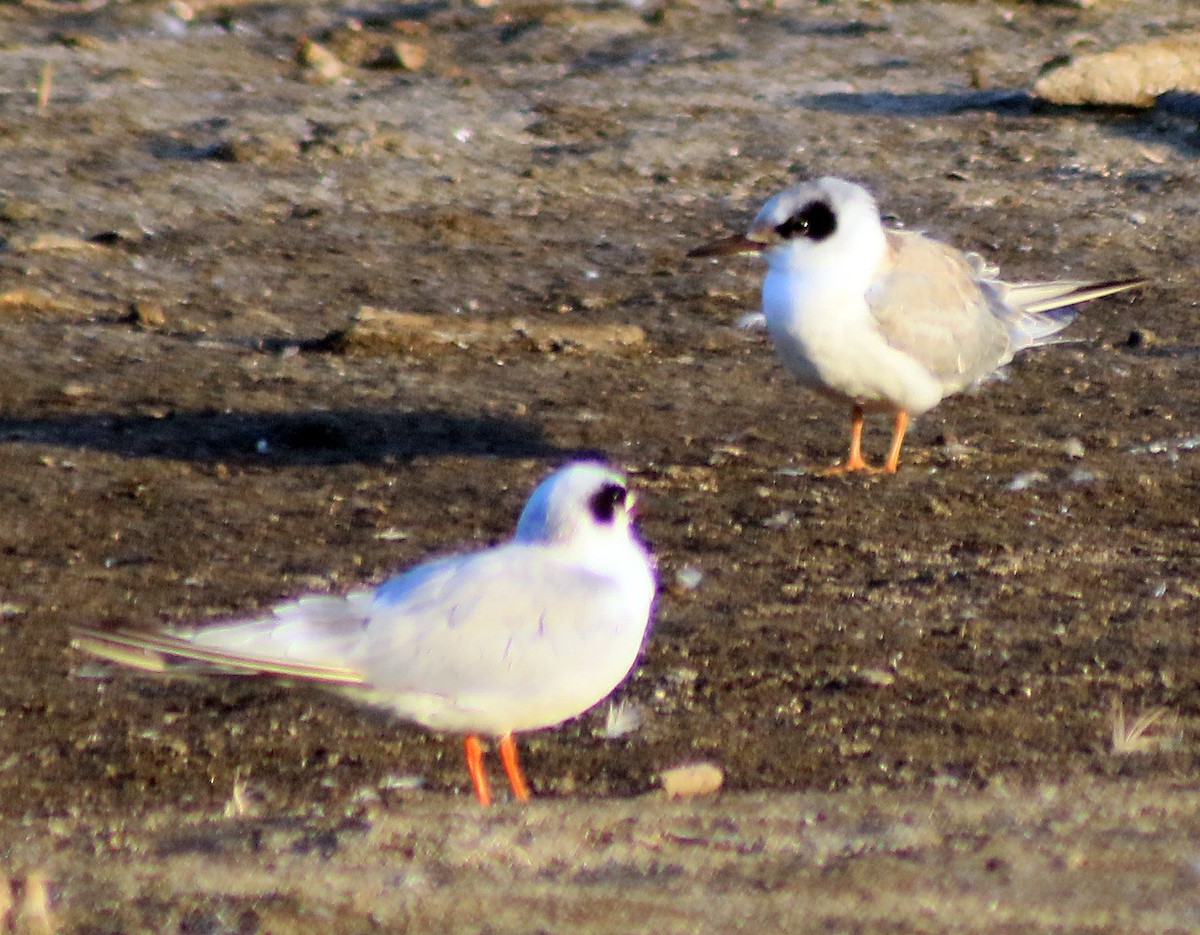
left=1, top=0, right=1200, bottom=931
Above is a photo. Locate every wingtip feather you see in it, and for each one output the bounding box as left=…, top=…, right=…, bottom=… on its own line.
left=1015, top=277, right=1147, bottom=314
left=71, top=626, right=364, bottom=685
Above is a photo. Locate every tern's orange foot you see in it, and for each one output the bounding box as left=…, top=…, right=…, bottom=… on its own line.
left=819, top=456, right=878, bottom=476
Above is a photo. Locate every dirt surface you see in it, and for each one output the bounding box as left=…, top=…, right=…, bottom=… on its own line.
left=1, top=0, right=1199, bottom=930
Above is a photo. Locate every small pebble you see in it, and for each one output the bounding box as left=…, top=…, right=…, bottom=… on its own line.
left=59, top=382, right=92, bottom=399
left=1125, top=328, right=1157, bottom=349
left=297, top=38, right=346, bottom=82
left=855, top=667, right=896, bottom=687
left=370, top=40, right=427, bottom=71
left=129, top=300, right=166, bottom=329
left=661, top=761, right=723, bottom=799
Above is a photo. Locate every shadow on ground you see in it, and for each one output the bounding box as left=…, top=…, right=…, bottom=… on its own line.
left=0, top=409, right=561, bottom=465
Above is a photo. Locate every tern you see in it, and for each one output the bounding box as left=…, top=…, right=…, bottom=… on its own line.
left=74, top=462, right=657, bottom=805
left=690, top=177, right=1144, bottom=473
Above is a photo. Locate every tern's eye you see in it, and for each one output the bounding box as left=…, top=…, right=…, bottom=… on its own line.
left=588, top=483, right=628, bottom=524
left=775, top=199, right=837, bottom=242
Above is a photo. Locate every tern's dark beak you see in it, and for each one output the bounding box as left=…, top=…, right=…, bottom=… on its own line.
left=686, top=233, right=766, bottom=259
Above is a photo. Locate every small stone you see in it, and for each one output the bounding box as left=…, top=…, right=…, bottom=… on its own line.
left=60, top=382, right=92, bottom=399
left=297, top=38, right=347, bottom=83
left=0, top=288, right=87, bottom=316
left=54, top=32, right=104, bottom=50
left=22, top=233, right=100, bottom=253
left=369, top=40, right=427, bottom=71
left=129, top=300, right=166, bottom=329
left=855, top=667, right=896, bottom=687
left=1062, top=438, right=1086, bottom=460
left=0, top=199, right=40, bottom=223
left=321, top=306, right=645, bottom=357
left=1124, top=328, right=1158, bottom=349
left=660, top=761, right=723, bottom=799
left=674, top=566, right=704, bottom=590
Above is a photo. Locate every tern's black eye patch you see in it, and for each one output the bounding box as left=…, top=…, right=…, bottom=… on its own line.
left=775, top=199, right=837, bottom=242
left=588, top=483, right=628, bottom=524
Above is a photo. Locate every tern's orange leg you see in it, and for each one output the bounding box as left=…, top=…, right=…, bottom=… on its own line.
left=820, top=404, right=874, bottom=475
left=464, top=734, right=492, bottom=806
left=498, top=732, right=531, bottom=802
left=881, top=410, right=909, bottom=474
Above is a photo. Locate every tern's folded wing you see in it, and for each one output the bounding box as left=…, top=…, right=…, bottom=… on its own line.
left=359, top=545, right=653, bottom=726
left=73, top=590, right=375, bottom=683
left=867, top=231, right=1012, bottom=390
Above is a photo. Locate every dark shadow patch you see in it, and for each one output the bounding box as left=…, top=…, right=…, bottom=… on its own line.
left=0, top=409, right=560, bottom=465
left=570, top=35, right=668, bottom=76
left=1155, top=90, right=1200, bottom=117
left=803, top=87, right=1200, bottom=158
left=802, top=89, right=1034, bottom=117
left=776, top=17, right=890, bottom=37
left=156, top=815, right=368, bottom=859
left=341, top=0, right=450, bottom=25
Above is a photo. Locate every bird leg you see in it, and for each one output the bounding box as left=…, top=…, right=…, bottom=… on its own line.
left=821, top=404, right=873, bottom=474
left=464, top=734, right=492, bottom=806
left=498, top=732, right=531, bottom=802
left=882, top=410, right=909, bottom=474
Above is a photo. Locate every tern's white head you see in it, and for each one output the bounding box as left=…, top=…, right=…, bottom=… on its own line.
left=690, top=177, right=889, bottom=280
left=747, top=177, right=888, bottom=276
left=514, top=462, right=639, bottom=552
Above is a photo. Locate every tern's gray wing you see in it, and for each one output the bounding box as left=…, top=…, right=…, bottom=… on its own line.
left=866, top=231, right=1013, bottom=393
left=358, top=543, right=650, bottom=731
left=72, top=591, right=376, bottom=683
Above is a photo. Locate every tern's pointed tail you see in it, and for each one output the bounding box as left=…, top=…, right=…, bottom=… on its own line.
left=1004, top=276, right=1146, bottom=349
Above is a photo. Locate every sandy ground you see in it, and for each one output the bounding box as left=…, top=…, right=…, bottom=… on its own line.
left=1, top=0, right=1200, bottom=930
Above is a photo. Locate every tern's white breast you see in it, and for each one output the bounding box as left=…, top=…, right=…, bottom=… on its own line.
left=761, top=265, right=945, bottom=415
